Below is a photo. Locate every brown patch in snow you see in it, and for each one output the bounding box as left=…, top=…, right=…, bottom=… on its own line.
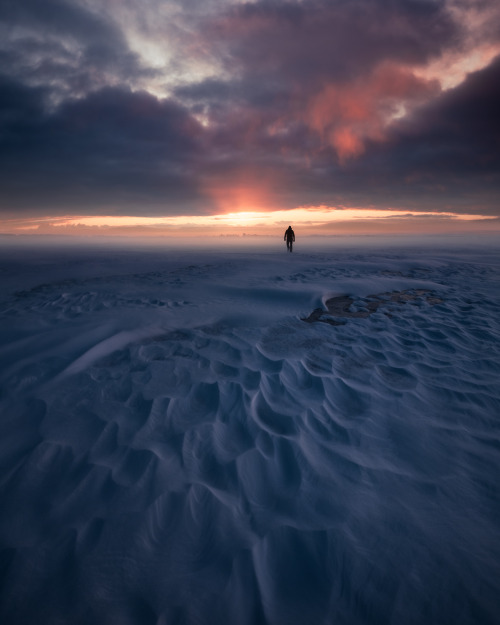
left=303, top=290, right=443, bottom=326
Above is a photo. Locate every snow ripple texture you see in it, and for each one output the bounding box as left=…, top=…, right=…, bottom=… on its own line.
left=0, top=241, right=500, bottom=625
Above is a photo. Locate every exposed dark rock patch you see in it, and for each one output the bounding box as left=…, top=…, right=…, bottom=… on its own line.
left=303, top=290, right=444, bottom=326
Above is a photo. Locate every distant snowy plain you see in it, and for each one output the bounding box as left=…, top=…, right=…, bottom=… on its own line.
left=1, top=235, right=499, bottom=625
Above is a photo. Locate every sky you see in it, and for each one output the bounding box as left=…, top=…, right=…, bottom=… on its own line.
left=0, top=0, right=499, bottom=236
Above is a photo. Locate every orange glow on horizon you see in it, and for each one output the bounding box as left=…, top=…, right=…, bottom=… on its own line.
left=1, top=206, right=498, bottom=238
left=53, top=207, right=498, bottom=227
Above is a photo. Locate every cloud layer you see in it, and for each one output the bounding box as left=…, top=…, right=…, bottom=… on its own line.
left=0, top=0, right=499, bottom=219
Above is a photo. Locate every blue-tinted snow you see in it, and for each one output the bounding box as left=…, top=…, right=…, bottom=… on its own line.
left=0, top=235, right=499, bottom=625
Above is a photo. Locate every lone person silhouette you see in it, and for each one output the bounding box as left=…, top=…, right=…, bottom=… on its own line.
left=284, top=225, right=295, bottom=252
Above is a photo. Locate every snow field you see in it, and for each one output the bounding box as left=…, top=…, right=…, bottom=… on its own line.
left=1, top=239, right=499, bottom=625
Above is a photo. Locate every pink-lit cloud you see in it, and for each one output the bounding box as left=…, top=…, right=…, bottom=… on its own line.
left=0, top=0, right=500, bottom=225
left=303, top=64, right=439, bottom=162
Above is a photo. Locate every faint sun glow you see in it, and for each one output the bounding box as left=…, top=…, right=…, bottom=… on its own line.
left=1, top=207, right=496, bottom=237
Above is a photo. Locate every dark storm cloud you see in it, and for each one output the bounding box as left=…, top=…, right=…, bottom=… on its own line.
left=176, top=0, right=457, bottom=164
left=0, top=0, right=499, bottom=218
left=203, top=0, right=458, bottom=87
left=0, top=0, right=207, bottom=216
left=352, top=54, right=500, bottom=212
left=192, top=52, right=500, bottom=214
left=390, top=54, right=500, bottom=172
left=1, top=0, right=121, bottom=43
left=0, top=76, right=206, bottom=216
left=0, top=0, right=155, bottom=104
left=171, top=0, right=500, bottom=213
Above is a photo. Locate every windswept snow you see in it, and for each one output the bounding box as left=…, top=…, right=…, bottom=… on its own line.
left=1, top=236, right=499, bottom=625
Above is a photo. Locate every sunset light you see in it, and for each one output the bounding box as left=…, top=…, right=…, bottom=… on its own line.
left=0, top=0, right=498, bottom=231
left=2, top=208, right=497, bottom=238
left=2, top=2, right=500, bottom=624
